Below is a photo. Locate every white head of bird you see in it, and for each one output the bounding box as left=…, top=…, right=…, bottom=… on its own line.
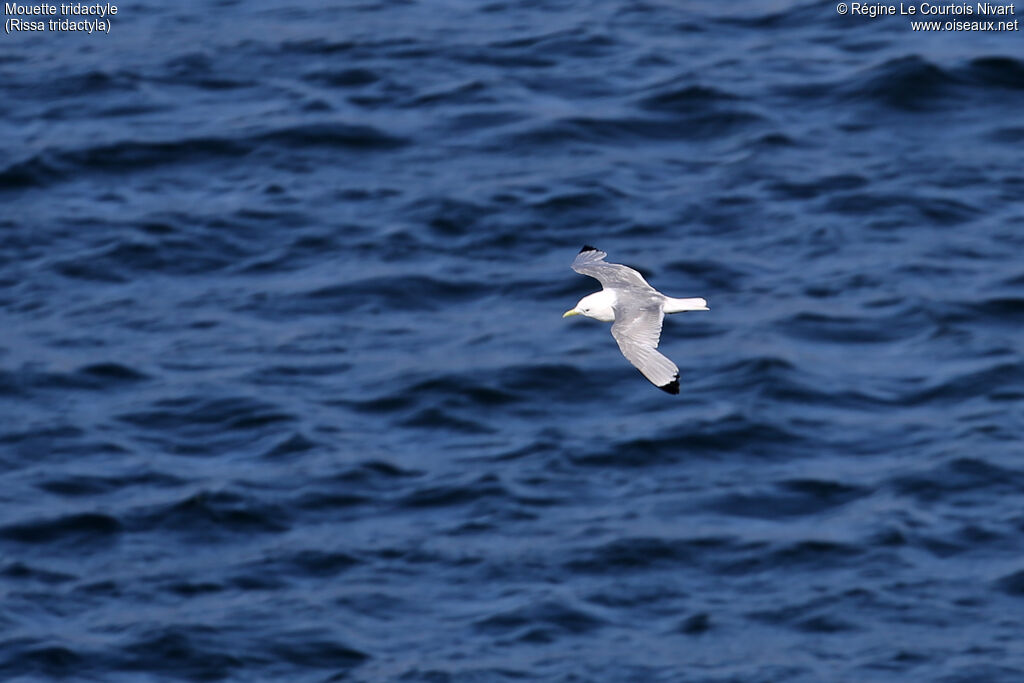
left=563, top=290, right=616, bottom=322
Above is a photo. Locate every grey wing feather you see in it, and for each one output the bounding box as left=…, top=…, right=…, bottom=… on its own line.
left=610, top=301, right=679, bottom=391
left=571, top=248, right=656, bottom=293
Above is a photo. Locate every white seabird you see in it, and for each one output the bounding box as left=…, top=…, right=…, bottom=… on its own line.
left=563, top=245, right=709, bottom=394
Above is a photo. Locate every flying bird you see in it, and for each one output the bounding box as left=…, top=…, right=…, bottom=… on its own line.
left=563, top=245, right=708, bottom=394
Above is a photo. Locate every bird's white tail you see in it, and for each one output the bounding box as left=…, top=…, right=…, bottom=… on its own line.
left=664, top=297, right=709, bottom=313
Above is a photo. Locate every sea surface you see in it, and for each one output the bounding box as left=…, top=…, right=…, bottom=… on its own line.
left=3, top=1, right=1024, bottom=680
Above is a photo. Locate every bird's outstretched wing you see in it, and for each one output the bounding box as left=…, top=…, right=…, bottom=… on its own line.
left=571, top=245, right=656, bottom=293
left=610, top=301, right=680, bottom=394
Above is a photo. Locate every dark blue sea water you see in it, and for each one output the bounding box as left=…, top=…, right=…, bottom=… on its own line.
left=3, top=1, right=1024, bottom=680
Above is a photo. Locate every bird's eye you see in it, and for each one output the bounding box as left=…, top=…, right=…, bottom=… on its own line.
left=583, top=308, right=590, bottom=313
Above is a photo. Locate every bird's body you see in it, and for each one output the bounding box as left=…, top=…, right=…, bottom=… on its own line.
left=563, top=246, right=708, bottom=394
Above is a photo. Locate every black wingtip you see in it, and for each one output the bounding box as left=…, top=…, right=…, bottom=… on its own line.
left=579, top=244, right=598, bottom=253
left=658, top=377, right=680, bottom=395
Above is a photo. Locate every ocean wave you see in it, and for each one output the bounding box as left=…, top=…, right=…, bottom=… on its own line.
left=118, top=395, right=295, bottom=433
left=113, top=395, right=296, bottom=456
left=400, top=408, right=496, bottom=435
left=1, top=364, right=148, bottom=395
left=36, top=469, right=182, bottom=498
left=0, top=512, right=120, bottom=547
left=129, top=489, right=291, bottom=539
left=960, top=56, right=1024, bottom=91
left=565, top=536, right=716, bottom=572
left=398, top=474, right=509, bottom=508
left=303, top=66, right=380, bottom=88
left=747, top=593, right=860, bottom=634
left=1, top=122, right=407, bottom=191
left=845, top=55, right=960, bottom=110
left=55, top=236, right=247, bottom=281
left=636, top=83, right=741, bottom=113
left=0, top=642, right=90, bottom=679
left=504, top=110, right=763, bottom=147
left=474, top=598, right=606, bottom=640
left=777, top=310, right=928, bottom=344
left=785, top=54, right=1024, bottom=114
left=890, top=457, right=1024, bottom=502
left=823, top=192, right=978, bottom=224
left=708, top=478, right=869, bottom=519
left=571, top=411, right=807, bottom=467
left=113, top=627, right=250, bottom=678
left=241, top=274, right=488, bottom=319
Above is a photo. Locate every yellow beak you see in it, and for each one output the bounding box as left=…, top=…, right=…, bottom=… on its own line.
left=562, top=308, right=581, bottom=318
